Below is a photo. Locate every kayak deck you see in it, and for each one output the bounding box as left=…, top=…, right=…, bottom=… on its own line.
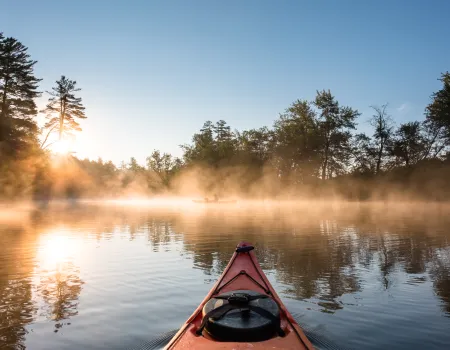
left=165, top=242, right=314, bottom=349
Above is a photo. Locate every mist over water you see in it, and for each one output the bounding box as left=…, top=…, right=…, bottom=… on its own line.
left=0, top=200, right=449, bottom=349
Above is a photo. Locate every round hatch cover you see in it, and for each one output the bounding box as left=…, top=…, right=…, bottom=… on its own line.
left=202, top=290, right=281, bottom=342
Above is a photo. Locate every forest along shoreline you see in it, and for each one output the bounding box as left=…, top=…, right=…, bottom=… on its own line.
left=1, top=31, right=450, bottom=202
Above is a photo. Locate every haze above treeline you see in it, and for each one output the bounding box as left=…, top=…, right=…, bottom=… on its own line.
left=1, top=33, right=449, bottom=201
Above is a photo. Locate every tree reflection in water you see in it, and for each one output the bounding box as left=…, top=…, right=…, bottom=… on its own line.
left=0, top=227, right=37, bottom=349
left=38, top=262, right=84, bottom=332
left=0, top=201, right=449, bottom=349
left=35, top=232, right=84, bottom=332
left=175, top=203, right=450, bottom=315
left=429, top=248, right=450, bottom=315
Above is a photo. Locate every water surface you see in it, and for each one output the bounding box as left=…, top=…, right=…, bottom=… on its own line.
left=1, top=201, right=449, bottom=349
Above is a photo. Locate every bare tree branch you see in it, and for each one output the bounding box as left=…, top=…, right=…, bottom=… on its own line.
left=40, top=125, right=57, bottom=149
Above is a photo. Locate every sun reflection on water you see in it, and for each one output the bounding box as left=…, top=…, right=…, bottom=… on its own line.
left=37, top=231, right=80, bottom=271
left=35, top=230, right=85, bottom=332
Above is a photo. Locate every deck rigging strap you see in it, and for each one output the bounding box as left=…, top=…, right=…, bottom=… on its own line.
left=215, top=247, right=271, bottom=295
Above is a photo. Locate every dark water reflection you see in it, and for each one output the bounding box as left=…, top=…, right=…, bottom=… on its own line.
left=0, top=201, right=449, bottom=349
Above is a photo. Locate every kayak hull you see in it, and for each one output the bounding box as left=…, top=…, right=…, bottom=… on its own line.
left=165, top=242, right=314, bottom=349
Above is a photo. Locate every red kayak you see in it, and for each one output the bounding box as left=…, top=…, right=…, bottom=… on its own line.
left=165, top=242, right=314, bottom=349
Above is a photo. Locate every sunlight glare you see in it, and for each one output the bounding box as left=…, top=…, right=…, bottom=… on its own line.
left=37, top=232, right=80, bottom=271
left=52, top=139, right=72, bottom=155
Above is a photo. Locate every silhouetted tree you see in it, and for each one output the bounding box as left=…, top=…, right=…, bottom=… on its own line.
left=390, top=122, right=426, bottom=166
left=42, top=76, right=86, bottom=142
left=0, top=34, right=41, bottom=154
left=2, top=31, right=450, bottom=201
left=351, top=133, right=377, bottom=174
left=423, top=72, right=450, bottom=158
left=128, top=157, right=144, bottom=173
left=182, top=120, right=216, bottom=165
left=369, top=104, right=394, bottom=173
left=236, top=126, right=273, bottom=166
left=182, top=120, right=238, bottom=168
left=146, top=150, right=182, bottom=188
left=272, top=100, right=320, bottom=183
left=314, top=90, right=360, bottom=179
left=213, top=120, right=236, bottom=164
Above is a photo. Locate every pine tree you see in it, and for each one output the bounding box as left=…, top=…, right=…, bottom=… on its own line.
left=0, top=34, right=41, bottom=154
left=42, top=76, right=86, bottom=141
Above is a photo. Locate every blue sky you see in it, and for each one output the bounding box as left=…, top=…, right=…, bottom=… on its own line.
left=2, top=0, right=449, bottom=164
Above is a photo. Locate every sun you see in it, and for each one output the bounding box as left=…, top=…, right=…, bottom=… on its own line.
left=52, top=139, right=72, bottom=155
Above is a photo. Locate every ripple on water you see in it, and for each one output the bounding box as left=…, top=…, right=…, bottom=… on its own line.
left=0, top=202, right=449, bottom=349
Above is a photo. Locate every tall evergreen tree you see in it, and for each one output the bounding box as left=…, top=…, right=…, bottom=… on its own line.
left=42, top=76, right=86, bottom=141
left=0, top=34, right=41, bottom=154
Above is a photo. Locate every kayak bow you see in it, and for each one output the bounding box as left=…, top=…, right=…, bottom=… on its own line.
left=165, top=242, right=314, bottom=349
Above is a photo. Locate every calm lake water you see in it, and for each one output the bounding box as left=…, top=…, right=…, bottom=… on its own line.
left=0, top=200, right=449, bottom=350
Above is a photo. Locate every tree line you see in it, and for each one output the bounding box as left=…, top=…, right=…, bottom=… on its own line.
left=1, top=32, right=449, bottom=200
left=0, top=32, right=87, bottom=199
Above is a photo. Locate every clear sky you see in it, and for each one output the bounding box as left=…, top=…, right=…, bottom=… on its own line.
left=2, top=0, right=449, bottom=164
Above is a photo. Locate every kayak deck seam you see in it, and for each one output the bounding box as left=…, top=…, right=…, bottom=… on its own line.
left=215, top=269, right=271, bottom=295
